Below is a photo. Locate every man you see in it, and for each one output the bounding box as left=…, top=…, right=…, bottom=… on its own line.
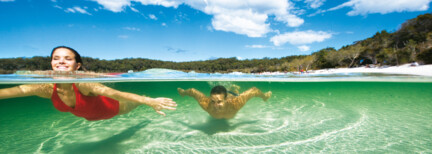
left=177, top=85, right=271, bottom=119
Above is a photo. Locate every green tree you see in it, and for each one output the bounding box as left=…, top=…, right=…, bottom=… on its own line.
left=340, top=43, right=364, bottom=68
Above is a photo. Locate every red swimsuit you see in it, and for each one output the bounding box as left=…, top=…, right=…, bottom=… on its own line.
left=51, top=83, right=119, bottom=121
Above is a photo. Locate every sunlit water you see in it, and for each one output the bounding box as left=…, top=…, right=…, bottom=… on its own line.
left=0, top=69, right=431, bottom=153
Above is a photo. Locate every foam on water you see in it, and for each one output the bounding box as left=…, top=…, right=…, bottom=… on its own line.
left=1, top=68, right=432, bottom=83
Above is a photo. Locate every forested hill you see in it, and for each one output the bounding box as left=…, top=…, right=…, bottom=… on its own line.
left=1, top=13, right=431, bottom=74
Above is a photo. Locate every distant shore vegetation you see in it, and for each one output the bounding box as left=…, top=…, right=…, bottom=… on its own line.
left=1, top=13, right=432, bottom=74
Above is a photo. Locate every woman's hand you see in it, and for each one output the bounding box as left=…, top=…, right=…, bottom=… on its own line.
left=147, top=97, right=177, bottom=116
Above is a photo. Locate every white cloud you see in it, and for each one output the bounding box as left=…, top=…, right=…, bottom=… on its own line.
left=92, top=0, right=132, bottom=12
left=162, top=23, right=167, bottom=26
left=0, top=0, right=14, bottom=2
left=74, top=7, right=91, bottom=14
left=149, top=14, right=158, bottom=20
left=130, top=7, right=139, bottom=12
left=329, top=0, right=432, bottom=16
left=92, top=0, right=182, bottom=12
left=66, top=8, right=75, bottom=13
left=308, top=9, right=327, bottom=17
left=245, top=44, right=269, bottom=48
left=270, top=30, right=332, bottom=46
left=65, top=6, right=91, bottom=15
left=134, top=0, right=183, bottom=8
left=124, top=27, right=141, bottom=31
left=305, top=0, right=326, bottom=9
left=211, top=9, right=270, bottom=37
left=53, top=5, right=62, bottom=9
left=298, top=45, right=310, bottom=52
left=90, top=0, right=304, bottom=38
left=190, top=0, right=303, bottom=37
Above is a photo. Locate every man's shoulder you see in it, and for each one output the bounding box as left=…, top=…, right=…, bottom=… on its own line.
left=199, top=97, right=211, bottom=102
left=226, top=98, right=239, bottom=104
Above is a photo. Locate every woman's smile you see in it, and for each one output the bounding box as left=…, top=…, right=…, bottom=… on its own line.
left=51, top=48, right=80, bottom=71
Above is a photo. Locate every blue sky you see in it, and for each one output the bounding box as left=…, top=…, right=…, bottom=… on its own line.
left=1, top=0, right=431, bottom=62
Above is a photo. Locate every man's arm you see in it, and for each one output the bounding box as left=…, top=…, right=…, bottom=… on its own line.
left=178, top=88, right=209, bottom=110
left=78, top=83, right=176, bottom=116
left=0, top=84, right=51, bottom=99
left=232, top=87, right=271, bottom=110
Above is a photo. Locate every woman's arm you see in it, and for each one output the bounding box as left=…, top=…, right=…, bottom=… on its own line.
left=78, top=83, right=176, bottom=116
left=0, top=84, right=51, bottom=99
left=178, top=88, right=209, bottom=110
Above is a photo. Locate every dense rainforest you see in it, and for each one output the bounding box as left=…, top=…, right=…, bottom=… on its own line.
left=1, top=13, right=431, bottom=74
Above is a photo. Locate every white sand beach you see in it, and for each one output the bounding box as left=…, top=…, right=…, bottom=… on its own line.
left=310, top=64, right=432, bottom=76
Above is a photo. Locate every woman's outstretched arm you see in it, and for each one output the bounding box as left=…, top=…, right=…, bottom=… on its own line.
left=0, top=84, right=51, bottom=99
left=77, top=83, right=176, bottom=116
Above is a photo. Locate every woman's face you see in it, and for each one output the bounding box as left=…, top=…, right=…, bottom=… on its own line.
left=51, top=48, right=81, bottom=71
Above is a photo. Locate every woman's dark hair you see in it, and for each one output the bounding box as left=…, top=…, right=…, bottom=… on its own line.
left=210, top=85, right=228, bottom=98
left=51, top=46, right=86, bottom=71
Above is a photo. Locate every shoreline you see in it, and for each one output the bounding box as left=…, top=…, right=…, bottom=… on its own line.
left=300, top=64, right=432, bottom=77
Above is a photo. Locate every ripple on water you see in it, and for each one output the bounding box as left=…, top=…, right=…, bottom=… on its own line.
left=127, top=97, right=367, bottom=153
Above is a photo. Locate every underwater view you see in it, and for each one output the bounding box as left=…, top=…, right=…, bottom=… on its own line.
left=1, top=70, right=431, bottom=153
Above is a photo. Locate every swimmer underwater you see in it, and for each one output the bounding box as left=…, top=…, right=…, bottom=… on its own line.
left=0, top=46, right=177, bottom=121
left=178, top=85, right=272, bottom=119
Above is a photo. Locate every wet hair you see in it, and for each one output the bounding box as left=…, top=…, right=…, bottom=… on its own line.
left=210, top=85, right=228, bottom=98
left=51, top=46, right=86, bottom=70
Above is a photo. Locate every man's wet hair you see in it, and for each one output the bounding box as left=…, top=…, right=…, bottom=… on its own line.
left=210, top=85, right=228, bottom=98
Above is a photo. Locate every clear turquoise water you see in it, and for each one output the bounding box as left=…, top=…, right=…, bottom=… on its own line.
left=1, top=80, right=431, bottom=153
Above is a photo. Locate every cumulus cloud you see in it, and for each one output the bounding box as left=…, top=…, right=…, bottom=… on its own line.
left=92, top=0, right=131, bottom=12
left=90, top=0, right=304, bottom=38
left=329, top=0, right=432, bottom=16
left=270, top=30, right=332, bottom=46
left=65, top=6, right=91, bottom=15
left=298, top=45, right=310, bottom=52
left=210, top=9, right=270, bottom=37
left=191, top=0, right=303, bottom=37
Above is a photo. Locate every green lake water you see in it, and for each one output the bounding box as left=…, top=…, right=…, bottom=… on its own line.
left=1, top=81, right=431, bottom=153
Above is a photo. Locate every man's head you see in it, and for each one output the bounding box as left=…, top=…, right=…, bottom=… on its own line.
left=210, top=85, right=227, bottom=98
left=210, top=85, right=228, bottom=108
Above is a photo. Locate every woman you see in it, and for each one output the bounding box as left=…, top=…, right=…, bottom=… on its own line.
left=0, top=46, right=177, bottom=121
